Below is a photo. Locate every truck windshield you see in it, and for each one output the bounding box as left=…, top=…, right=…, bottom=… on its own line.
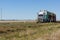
left=38, top=15, right=43, bottom=16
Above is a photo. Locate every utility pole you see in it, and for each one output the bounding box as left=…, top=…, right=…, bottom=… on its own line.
left=1, top=8, right=2, bottom=20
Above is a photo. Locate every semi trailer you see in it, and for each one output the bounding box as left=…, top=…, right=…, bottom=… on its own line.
left=37, top=10, right=56, bottom=22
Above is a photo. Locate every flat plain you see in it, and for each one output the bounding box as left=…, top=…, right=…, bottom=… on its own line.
left=0, top=22, right=60, bottom=40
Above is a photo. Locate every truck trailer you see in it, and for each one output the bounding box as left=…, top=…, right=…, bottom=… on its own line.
left=37, top=10, right=56, bottom=22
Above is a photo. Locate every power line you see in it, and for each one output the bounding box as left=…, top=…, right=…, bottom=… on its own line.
left=1, top=8, right=2, bottom=20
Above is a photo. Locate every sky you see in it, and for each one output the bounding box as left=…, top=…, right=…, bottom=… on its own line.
left=0, top=0, right=60, bottom=20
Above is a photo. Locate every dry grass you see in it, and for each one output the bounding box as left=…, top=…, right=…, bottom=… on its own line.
left=0, top=22, right=59, bottom=40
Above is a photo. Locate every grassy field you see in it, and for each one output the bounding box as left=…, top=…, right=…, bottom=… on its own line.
left=0, top=22, right=60, bottom=40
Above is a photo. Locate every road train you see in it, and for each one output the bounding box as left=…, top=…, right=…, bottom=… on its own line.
left=37, top=10, right=56, bottom=22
